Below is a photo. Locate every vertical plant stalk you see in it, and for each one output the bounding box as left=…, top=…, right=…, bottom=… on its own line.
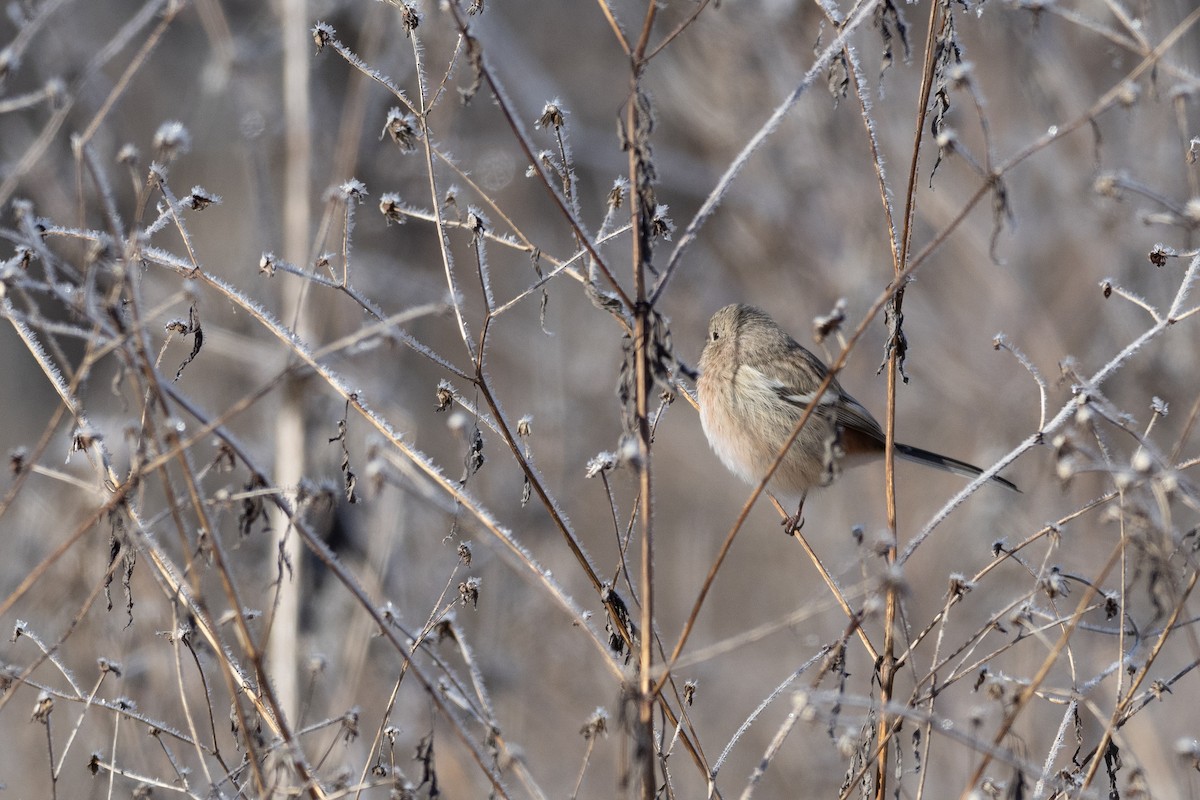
left=629, top=4, right=658, bottom=798
left=270, top=0, right=313, bottom=734
left=876, top=3, right=946, bottom=796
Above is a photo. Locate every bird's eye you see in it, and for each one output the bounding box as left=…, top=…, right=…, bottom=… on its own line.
left=711, top=330, right=719, bottom=341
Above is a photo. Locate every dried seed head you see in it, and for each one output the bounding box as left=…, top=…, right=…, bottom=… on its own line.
left=31, top=691, right=53, bottom=722
left=608, top=179, right=627, bottom=210
left=1174, top=737, right=1200, bottom=770
left=152, top=121, right=191, bottom=162
left=435, top=381, right=454, bottom=412
left=1116, top=80, right=1141, bottom=108
left=117, top=144, right=140, bottom=167
left=616, top=435, right=641, bottom=471
left=467, top=207, right=488, bottom=235
left=1038, top=566, right=1070, bottom=599
left=339, top=179, right=368, bottom=201
left=382, top=108, right=419, bottom=151
left=400, top=4, right=419, bottom=35
left=458, top=577, right=480, bottom=608
left=947, top=61, right=973, bottom=88
left=878, top=563, right=908, bottom=597
left=1093, top=172, right=1121, bottom=199
left=379, top=193, right=405, bottom=225
left=9, top=447, right=27, bottom=475
left=651, top=205, right=674, bottom=239
left=580, top=707, right=608, bottom=739
left=185, top=187, right=221, bottom=210
left=536, top=102, right=565, bottom=130
left=1156, top=470, right=1179, bottom=495
left=1073, top=397, right=1093, bottom=425
left=71, top=426, right=102, bottom=454
left=1008, top=603, right=1033, bottom=631
left=813, top=298, right=847, bottom=344
left=311, top=22, right=334, bottom=51
left=947, top=573, right=974, bottom=599
left=1103, top=592, right=1119, bottom=619
left=585, top=452, right=617, bottom=478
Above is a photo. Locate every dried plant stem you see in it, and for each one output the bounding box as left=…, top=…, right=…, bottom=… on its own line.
left=268, top=0, right=315, bottom=731
left=960, top=542, right=1124, bottom=796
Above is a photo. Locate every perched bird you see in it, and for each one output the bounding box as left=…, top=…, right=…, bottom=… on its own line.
left=697, top=304, right=1016, bottom=522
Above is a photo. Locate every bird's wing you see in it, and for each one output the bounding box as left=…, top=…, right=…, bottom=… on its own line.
left=765, top=371, right=885, bottom=443
left=829, top=393, right=885, bottom=442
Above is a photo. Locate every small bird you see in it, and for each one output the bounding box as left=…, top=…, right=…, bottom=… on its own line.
left=697, top=304, right=1016, bottom=523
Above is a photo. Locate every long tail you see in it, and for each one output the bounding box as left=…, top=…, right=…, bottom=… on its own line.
left=895, top=443, right=1019, bottom=492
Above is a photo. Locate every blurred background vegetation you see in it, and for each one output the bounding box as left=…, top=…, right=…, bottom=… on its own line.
left=2, top=0, right=1199, bottom=797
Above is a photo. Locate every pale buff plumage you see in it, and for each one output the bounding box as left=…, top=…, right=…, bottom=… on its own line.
left=697, top=304, right=1016, bottom=503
